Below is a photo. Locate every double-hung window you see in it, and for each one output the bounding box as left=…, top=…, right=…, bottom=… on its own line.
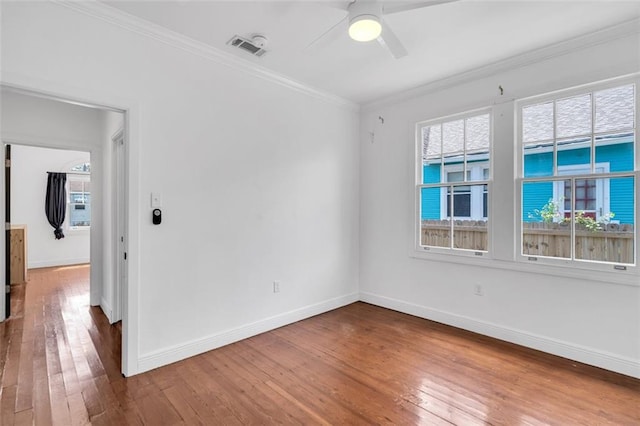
left=417, top=110, right=491, bottom=253
left=518, top=82, right=636, bottom=266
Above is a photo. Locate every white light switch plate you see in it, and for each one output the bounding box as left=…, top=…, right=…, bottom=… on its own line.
left=151, top=192, right=162, bottom=208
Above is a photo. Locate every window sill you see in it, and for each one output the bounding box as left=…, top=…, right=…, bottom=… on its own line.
left=411, top=248, right=639, bottom=287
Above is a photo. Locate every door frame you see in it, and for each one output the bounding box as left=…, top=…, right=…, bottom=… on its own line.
left=4, top=145, right=11, bottom=317
left=112, top=129, right=126, bottom=323
left=0, top=79, right=140, bottom=377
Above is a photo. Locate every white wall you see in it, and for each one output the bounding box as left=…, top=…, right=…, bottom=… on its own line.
left=0, top=1, right=360, bottom=375
left=359, top=33, right=640, bottom=377
left=1, top=89, right=107, bottom=309
left=10, top=144, right=90, bottom=268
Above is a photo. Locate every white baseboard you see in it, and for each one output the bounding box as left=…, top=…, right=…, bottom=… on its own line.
left=28, top=258, right=90, bottom=269
left=360, top=291, right=640, bottom=379
left=137, top=292, right=360, bottom=374
left=100, top=297, right=114, bottom=324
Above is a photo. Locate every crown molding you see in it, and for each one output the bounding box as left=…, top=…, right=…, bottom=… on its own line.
left=362, top=17, right=640, bottom=111
left=52, top=0, right=359, bottom=112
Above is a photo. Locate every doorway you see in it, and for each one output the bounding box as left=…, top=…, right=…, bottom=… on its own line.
left=1, top=86, right=128, bottom=373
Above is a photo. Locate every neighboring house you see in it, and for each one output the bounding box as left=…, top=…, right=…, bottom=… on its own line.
left=420, top=85, right=635, bottom=226
left=521, top=133, right=634, bottom=225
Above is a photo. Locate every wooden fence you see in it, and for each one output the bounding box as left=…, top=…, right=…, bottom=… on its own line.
left=421, top=220, right=634, bottom=263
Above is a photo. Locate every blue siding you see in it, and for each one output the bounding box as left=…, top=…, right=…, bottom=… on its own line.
left=421, top=164, right=441, bottom=220
left=524, top=151, right=553, bottom=177
left=557, top=146, right=590, bottom=168
left=421, top=187, right=440, bottom=220
left=596, top=142, right=634, bottom=172
left=522, top=182, right=554, bottom=222
left=610, top=176, right=635, bottom=225
left=523, top=140, right=635, bottom=224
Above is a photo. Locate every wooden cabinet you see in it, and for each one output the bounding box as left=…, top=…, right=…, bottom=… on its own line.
left=10, top=225, right=27, bottom=284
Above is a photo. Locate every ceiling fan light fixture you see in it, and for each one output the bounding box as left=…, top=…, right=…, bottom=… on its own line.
left=348, top=14, right=381, bottom=42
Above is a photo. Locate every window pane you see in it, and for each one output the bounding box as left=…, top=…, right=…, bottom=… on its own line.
left=556, top=94, right=591, bottom=139
left=569, top=179, right=596, bottom=212
left=594, top=85, right=635, bottom=134
left=523, top=141, right=553, bottom=177
left=523, top=102, right=553, bottom=143
left=423, top=162, right=441, bottom=184
left=522, top=180, right=571, bottom=259
left=420, top=188, right=450, bottom=249
left=447, top=189, right=471, bottom=217
left=70, top=162, right=91, bottom=173
left=442, top=120, right=464, bottom=159
left=453, top=184, right=488, bottom=251
left=447, top=171, right=464, bottom=183
left=420, top=187, right=441, bottom=222
left=422, top=124, right=442, bottom=160
left=595, top=133, right=634, bottom=173
left=69, top=180, right=84, bottom=192
left=422, top=125, right=442, bottom=184
left=466, top=114, right=490, bottom=152
left=557, top=137, right=591, bottom=172
left=70, top=203, right=91, bottom=227
left=575, top=177, right=634, bottom=264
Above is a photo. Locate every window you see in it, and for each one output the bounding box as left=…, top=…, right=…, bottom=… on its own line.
left=442, top=164, right=489, bottom=220
left=417, top=110, right=491, bottom=253
left=554, top=163, right=609, bottom=220
left=67, top=163, right=91, bottom=230
left=519, top=84, right=635, bottom=266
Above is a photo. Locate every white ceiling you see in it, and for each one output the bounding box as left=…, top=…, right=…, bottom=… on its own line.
left=102, top=0, right=640, bottom=104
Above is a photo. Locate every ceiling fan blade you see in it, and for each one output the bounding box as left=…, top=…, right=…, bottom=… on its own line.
left=383, top=0, right=459, bottom=15
left=377, top=20, right=408, bottom=59
left=326, top=0, right=353, bottom=11
left=306, top=15, right=348, bottom=50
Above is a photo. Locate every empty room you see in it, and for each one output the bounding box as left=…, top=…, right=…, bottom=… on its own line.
left=1, top=0, right=639, bottom=424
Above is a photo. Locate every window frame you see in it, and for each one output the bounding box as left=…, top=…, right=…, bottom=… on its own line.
left=515, top=77, right=638, bottom=272
left=415, top=107, right=493, bottom=257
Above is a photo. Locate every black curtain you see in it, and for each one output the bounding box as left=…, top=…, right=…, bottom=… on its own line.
left=45, top=172, right=67, bottom=240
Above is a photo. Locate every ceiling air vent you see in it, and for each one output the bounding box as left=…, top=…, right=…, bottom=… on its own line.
left=227, top=35, right=268, bottom=57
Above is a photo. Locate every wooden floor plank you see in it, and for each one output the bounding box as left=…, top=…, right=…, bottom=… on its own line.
left=1, top=265, right=638, bottom=425
left=48, top=373, right=72, bottom=426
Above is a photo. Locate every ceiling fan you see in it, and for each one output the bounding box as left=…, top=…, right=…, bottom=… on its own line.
left=309, top=0, right=458, bottom=59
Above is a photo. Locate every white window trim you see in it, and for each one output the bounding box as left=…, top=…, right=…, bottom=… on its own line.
left=515, top=76, right=638, bottom=273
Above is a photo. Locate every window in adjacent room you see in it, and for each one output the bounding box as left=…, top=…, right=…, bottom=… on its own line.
left=68, top=162, right=91, bottom=229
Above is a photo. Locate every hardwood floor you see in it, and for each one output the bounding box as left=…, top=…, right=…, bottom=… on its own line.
left=1, top=265, right=639, bottom=425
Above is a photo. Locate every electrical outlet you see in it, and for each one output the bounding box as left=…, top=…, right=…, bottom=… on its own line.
left=474, top=284, right=484, bottom=296
left=273, top=281, right=280, bottom=293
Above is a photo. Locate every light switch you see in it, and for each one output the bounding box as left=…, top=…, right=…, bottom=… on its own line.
left=151, top=192, right=162, bottom=208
